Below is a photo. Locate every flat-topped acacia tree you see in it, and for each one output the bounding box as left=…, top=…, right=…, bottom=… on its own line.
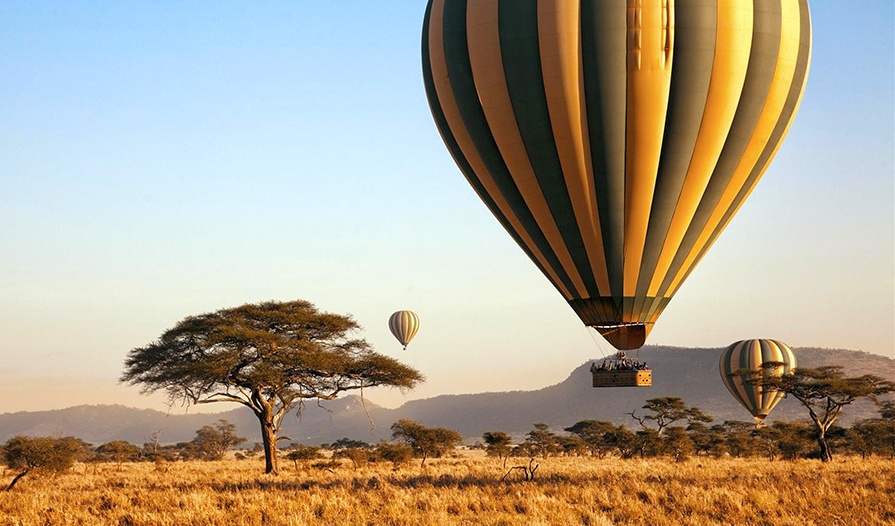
left=121, top=300, right=423, bottom=475
left=747, top=365, right=894, bottom=462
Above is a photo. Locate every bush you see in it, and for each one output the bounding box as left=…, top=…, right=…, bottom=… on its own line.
left=2, top=436, right=86, bottom=491
left=95, top=440, right=142, bottom=467
left=334, top=447, right=370, bottom=470
left=285, top=445, right=323, bottom=470
left=375, top=442, right=413, bottom=467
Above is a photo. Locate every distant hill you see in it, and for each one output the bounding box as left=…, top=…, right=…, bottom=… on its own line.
left=1, top=346, right=891, bottom=445
left=0, top=405, right=235, bottom=446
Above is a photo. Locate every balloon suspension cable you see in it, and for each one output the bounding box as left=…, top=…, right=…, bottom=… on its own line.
left=359, top=385, right=375, bottom=432
left=586, top=326, right=610, bottom=360
left=593, top=322, right=653, bottom=356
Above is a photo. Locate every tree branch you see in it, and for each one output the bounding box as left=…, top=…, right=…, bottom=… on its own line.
left=197, top=392, right=255, bottom=410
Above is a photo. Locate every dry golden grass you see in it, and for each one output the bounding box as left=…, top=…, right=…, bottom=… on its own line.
left=2, top=455, right=892, bottom=525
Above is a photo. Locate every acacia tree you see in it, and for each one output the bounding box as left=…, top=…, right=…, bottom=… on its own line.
left=662, top=427, right=695, bottom=462
left=628, top=397, right=712, bottom=435
left=390, top=419, right=462, bottom=467
left=95, top=440, right=142, bottom=469
left=334, top=447, right=370, bottom=470
left=121, top=300, right=423, bottom=475
left=520, top=423, right=561, bottom=457
left=564, top=420, right=617, bottom=458
left=375, top=441, right=414, bottom=467
left=605, top=425, right=638, bottom=459
left=482, top=431, right=513, bottom=467
left=748, top=365, right=895, bottom=462
left=2, top=436, right=85, bottom=491
left=285, top=445, right=323, bottom=470
left=848, top=416, right=895, bottom=459
left=686, top=422, right=728, bottom=458
left=191, top=420, right=246, bottom=461
left=720, top=421, right=762, bottom=458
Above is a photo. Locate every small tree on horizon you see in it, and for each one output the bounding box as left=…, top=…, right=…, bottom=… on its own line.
left=121, top=300, right=423, bottom=475
left=375, top=441, right=413, bottom=467
left=390, top=419, right=462, bottom=467
left=191, top=420, right=246, bottom=461
left=482, top=431, right=512, bottom=468
left=850, top=400, right=895, bottom=458
left=95, top=440, right=142, bottom=469
left=520, top=423, right=561, bottom=458
left=605, top=424, right=638, bottom=459
left=564, top=420, right=617, bottom=458
left=662, top=427, right=695, bottom=462
left=628, top=397, right=712, bottom=435
left=720, top=421, right=762, bottom=458
left=334, top=447, right=370, bottom=471
left=2, top=436, right=86, bottom=491
left=848, top=415, right=895, bottom=459
left=285, top=445, right=323, bottom=470
left=330, top=437, right=371, bottom=450
left=686, top=422, right=729, bottom=458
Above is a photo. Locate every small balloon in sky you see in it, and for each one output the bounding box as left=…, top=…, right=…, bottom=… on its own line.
left=719, top=339, right=797, bottom=424
left=389, top=310, right=420, bottom=350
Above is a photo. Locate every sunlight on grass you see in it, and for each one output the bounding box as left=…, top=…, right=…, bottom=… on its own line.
left=2, top=457, right=893, bottom=525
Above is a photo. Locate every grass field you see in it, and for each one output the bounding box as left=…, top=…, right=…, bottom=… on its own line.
left=2, top=454, right=892, bottom=525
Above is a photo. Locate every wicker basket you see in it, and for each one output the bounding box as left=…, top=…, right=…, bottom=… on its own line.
left=592, top=370, right=652, bottom=388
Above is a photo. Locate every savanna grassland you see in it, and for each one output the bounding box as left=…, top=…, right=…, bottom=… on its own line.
left=2, top=454, right=892, bottom=526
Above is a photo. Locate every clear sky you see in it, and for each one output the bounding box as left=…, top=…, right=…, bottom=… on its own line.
left=1, top=2, right=892, bottom=414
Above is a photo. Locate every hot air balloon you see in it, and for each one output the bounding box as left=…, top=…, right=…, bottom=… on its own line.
left=719, top=339, right=796, bottom=423
left=389, top=310, right=420, bottom=350
left=422, top=0, right=811, bottom=350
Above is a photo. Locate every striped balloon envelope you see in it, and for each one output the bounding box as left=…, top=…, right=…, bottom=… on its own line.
left=388, top=310, right=421, bottom=350
left=422, top=0, right=811, bottom=350
left=719, top=339, right=796, bottom=422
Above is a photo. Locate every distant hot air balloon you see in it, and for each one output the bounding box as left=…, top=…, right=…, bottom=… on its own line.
left=422, top=0, right=811, bottom=350
left=719, top=339, right=796, bottom=423
left=389, top=310, right=420, bottom=350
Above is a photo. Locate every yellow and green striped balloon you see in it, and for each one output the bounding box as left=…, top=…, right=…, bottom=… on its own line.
left=719, top=339, right=796, bottom=422
left=389, top=310, right=421, bottom=350
left=422, top=0, right=811, bottom=350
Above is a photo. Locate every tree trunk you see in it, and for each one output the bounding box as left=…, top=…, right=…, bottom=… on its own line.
left=817, top=431, right=833, bottom=462
left=808, top=411, right=834, bottom=462
left=258, top=412, right=279, bottom=475
left=6, top=469, right=30, bottom=491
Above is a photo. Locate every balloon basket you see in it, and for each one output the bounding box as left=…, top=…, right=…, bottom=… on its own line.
left=592, top=370, right=652, bottom=388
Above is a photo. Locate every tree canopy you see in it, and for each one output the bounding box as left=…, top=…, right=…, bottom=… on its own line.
left=94, top=440, right=142, bottom=468
left=2, top=436, right=85, bottom=491
left=190, top=420, right=246, bottom=461
left=390, top=419, right=462, bottom=467
left=121, top=300, right=424, bottom=474
left=628, top=397, right=712, bottom=434
left=482, top=431, right=513, bottom=467
left=565, top=420, right=618, bottom=458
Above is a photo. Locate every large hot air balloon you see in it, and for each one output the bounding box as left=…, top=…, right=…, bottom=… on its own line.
left=719, top=339, right=796, bottom=423
left=389, top=310, right=421, bottom=350
left=422, top=0, right=811, bottom=350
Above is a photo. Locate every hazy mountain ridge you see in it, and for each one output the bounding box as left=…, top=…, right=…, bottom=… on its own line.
left=1, top=346, right=891, bottom=445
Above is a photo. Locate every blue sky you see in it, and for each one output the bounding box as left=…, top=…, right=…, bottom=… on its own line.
left=1, top=1, right=892, bottom=413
